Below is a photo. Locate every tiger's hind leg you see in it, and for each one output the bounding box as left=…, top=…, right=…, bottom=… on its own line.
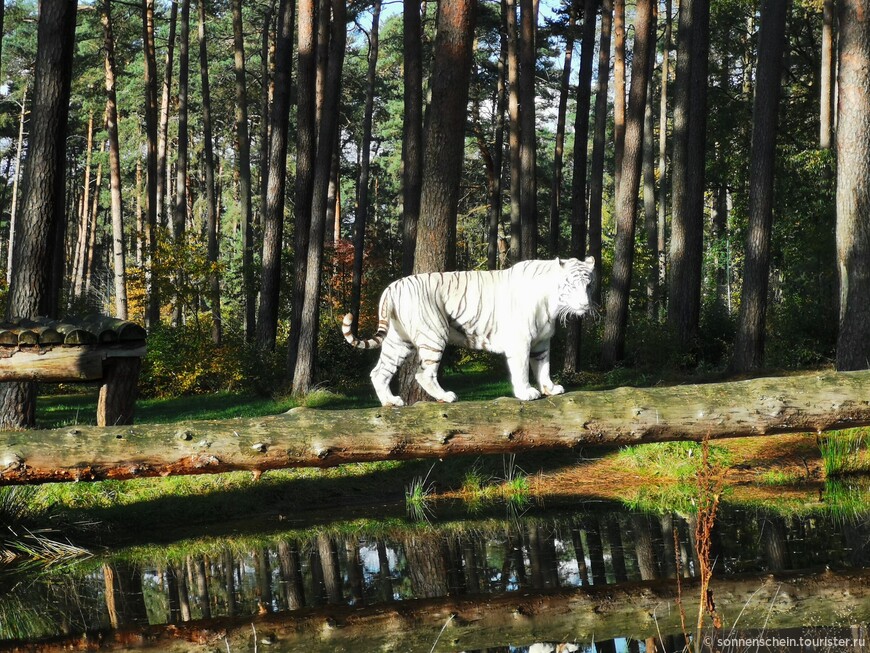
left=413, top=340, right=457, bottom=403
left=370, top=330, right=413, bottom=407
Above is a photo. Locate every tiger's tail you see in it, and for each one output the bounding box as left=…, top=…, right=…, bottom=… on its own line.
left=342, top=288, right=392, bottom=349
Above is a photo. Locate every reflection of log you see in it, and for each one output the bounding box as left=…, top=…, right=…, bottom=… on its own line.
left=6, top=568, right=870, bottom=652
left=4, top=370, right=870, bottom=484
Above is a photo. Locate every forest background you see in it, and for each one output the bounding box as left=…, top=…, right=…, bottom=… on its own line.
left=0, top=0, right=863, bottom=427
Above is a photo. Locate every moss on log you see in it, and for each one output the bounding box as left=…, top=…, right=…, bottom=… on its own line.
left=1, top=370, right=870, bottom=484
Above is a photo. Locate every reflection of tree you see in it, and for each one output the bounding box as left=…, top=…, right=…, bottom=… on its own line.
left=174, top=563, right=191, bottom=621
left=403, top=534, right=450, bottom=598
left=584, top=516, right=607, bottom=585
left=345, top=538, right=364, bottom=602
left=190, top=556, right=211, bottom=619
left=376, top=540, right=393, bottom=601
left=631, top=514, right=660, bottom=580
left=605, top=516, right=627, bottom=582
left=254, top=547, right=273, bottom=612
left=277, top=540, right=305, bottom=609
left=660, top=513, right=678, bottom=578
left=102, top=563, right=150, bottom=628
left=761, top=515, right=791, bottom=572
left=570, top=524, right=588, bottom=586
left=316, top=535, right=343, bottom=604
left=222, top=549, right=237, bottom=617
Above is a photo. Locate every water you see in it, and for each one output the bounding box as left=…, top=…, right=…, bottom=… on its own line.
left=1, top=495, right=870, bottom=651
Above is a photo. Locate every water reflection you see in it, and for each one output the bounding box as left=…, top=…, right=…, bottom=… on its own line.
left=1, top=500, right=870, bottom=650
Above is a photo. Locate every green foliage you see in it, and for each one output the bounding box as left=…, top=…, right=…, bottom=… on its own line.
left=819, top=429, right=870, bottom=478
left=140, top=321, right=283, bottom=398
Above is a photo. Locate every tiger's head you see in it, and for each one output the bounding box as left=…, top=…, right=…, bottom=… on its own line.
left=555, top=256, right=596, bottom=324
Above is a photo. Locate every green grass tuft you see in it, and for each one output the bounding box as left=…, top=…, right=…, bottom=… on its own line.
left=617, top=441, right=732, bottom=481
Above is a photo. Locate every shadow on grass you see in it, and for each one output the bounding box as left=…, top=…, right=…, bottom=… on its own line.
left=46, top=449, right=586, bottom=547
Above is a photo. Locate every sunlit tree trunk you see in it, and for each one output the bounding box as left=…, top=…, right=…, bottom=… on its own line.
left=156, top=0, right=177, bottom=229
left=143, top=0, right=160, bottom=328
left=102, top=0, right=127, bottom=319
left=547, top=6, right=576, bottom=257
left=657, top=0, right=671, bottom=320
left=613, top=0, right=626, bottom=197
left=506, top=0, right=521, bottom=263
left=730, top=0, right=788, bottom=373
left=820, top=0, right=835, bottom=150
left=232, top=0, right=256, bottom=341
left=72, top=111, right=94, bottom=302
left=259, top=0, right=276, bottom=230
left=588, top=0, right=612, bottom=307
left=401, top=0, right=423, bottom=275
left=293, top=0, right=346, bottom=396
left=83, top=159, right=104, bottom=298
left=198, top=0, right=221, bottom=344
left=288, top=0, right=317, bottom=377
left=835, top=0, right=870, bottom=371
left=563, top=0, right=598, bottom=375
left=6, top=85, right=26, bottom=287
left=488, top=11, right=507, bottom=270
left=0, top=0, right=76, bottom=429
left=668, top=0, right=709, bottom=346
left=601, top=0, right=657, bottom=366
left=256, top=0, right=295, bottom=351
left=170, top=0, right=191, bottom=326
left=643, top=55, right=657, bottom=320
left=518, top=0, right=537, bottom=260
left=350, top=0, right=382, bottom=334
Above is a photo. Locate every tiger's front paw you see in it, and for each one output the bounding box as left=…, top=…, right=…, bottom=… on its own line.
left=383, top=396, right=405, bottom=407
left=514, top=387, right=542, bottom=401
left=543, top=384, right=565, bottom=396
left=440, top=391, right=458, bottom=403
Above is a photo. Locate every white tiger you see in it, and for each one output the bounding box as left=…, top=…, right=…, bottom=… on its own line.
left=342, top=257, right=596, bottom=407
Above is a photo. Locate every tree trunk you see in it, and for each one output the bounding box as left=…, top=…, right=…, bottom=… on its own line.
left=401, top=0, right=424, bottom=275
left=259, top=0, right=276, bottom=232
left=506, top=0, right=521, bottom=264
left=643, top=53, right=657, bottom=321
left=292, top=0, right=346, bottom=396
left=3, top=369, right=869, bottom=483
left=170, top=0, right=191, bottom=327
left=730, top=0, right=788, bottom=373
left=102, top=0, right=127, bottom=320
left=601, top=0, right=656, bottom=367
left=72, top=111, right=94, bottom=303
left=6, top=85, right=26, bottom=288
left=288, top=0, right=318, bottom=377
left=547, top=7, right=576, bottom=257
left=488, top=12, right=507, bottom=270
left=657, top=0, right=671, bottom=321
left=156, top=0, right=177, bottom=229
left=563, top=0, right=598, bottom=376
left=587, top=0, right=612, bottom=307
left=198, top=0, right=221, bottom=345
left=350, top=0, right=382, bottom=334
left=835, top=0, right=870, bottom=371
left=820, top=0, right=835, bottom=150
left=83, top=160, right=103, bottom=298
left=0, top=0, right=76, bottom=430
left=256, top=0, right=295, bottom=351
left=232, top=0, right=256, bottom=341
left=668, top=0, right=708, bottom=347
left=143, top=0, right=160, bottom=329
left=518, top=0, right=537, bottom=260
left=613, top=0, right=626, bottom=197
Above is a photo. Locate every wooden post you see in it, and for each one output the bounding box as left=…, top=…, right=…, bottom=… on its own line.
left=98, top=357, right=141, bottom=426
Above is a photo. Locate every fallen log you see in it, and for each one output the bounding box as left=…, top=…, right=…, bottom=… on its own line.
left=1, top=567, right=867, bottom=652
left=1, top=370, right=869, bottom=484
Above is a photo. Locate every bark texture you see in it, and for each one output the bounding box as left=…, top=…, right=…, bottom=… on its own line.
left=1, top=0, right=76, bottom=429
left=506, top=0, right=522, bottom=263
left=601, top=0, right=656, bottom=366
left=836, top=1, right=870, bottom=370
left=587, top=0, right=612, bottom=307
left=401, top=0, right=424, bottom=275
left=820, top=0, right=835, bottom=150
left=730, top=0, right=788, bottom=373
left=142, top=0, right=160, bottom=328
left=256, top=0, right=295, bottom=351
left=518, top=0, right=538, bottom=260
left=2, top=370, right=870, bottom=483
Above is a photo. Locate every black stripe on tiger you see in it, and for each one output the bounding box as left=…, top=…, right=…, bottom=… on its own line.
left=342, top=313, right=386, bottom=349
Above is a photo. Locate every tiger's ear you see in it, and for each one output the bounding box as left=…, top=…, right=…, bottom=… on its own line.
left=556, top=257, right=564, bottom=266
left=584, top=256, right=595, bottom=268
